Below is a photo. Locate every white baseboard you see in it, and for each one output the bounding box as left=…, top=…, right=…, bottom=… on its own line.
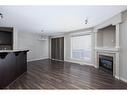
left=119, top=77, right=127, bottom=83
left=115, top=75, right=120, bottom=80
left=114, top=76, right=127, bottom=83
left=27, top=57, right=49, bottom=62
left=64, top=59, right=94, bottom=66
left=50, top=58, right=64, bottom=62
left=94, top=65, right=99, bottom=68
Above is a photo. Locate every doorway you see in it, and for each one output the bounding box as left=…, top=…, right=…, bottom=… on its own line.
left=51, top=37, right=64, bottom=61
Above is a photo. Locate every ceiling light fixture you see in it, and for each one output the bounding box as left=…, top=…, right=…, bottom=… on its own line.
left=39, top=29, right=48, bottom=41
left=0, top=13, right=3, bottom=19
left=85, top=17, right=88, bottom=24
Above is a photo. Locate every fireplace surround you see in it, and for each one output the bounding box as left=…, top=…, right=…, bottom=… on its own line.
left=95, top=49, right=119, bottom=79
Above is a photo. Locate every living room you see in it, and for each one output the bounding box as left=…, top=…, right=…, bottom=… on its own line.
left=0, top=1, right=127, bottom=95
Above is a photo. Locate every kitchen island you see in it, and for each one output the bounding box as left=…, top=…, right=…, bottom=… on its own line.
left=0, top=50, right=29, bottom=88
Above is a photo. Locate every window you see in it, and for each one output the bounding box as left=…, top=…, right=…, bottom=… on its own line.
left=71, top=34, right=91, bottom=62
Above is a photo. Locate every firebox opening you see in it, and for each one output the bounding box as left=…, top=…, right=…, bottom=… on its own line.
left=99, top=55, right=113, bottom=75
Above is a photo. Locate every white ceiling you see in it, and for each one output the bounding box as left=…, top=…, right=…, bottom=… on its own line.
left=0, top=6, right=127, bottom=34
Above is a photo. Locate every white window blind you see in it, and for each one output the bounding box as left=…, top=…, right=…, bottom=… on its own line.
left=71, top=34, right=91, bottom=62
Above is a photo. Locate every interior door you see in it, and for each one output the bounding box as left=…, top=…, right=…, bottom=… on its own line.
left=51, top=38, right=56, bottom=59
left=59, top=37, right=64, bottom=60
left=51, top=37, right=64, bottom=61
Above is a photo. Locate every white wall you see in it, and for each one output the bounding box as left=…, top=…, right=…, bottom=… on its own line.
left=97, top=30, right=103, bottom=47
left=103, top=26, right=116, bottom=47
left=17, top=31, right=49, bottom=62
left=97, top=26, right=116, bottom=48
left=119, top=20, right=127, bottom=82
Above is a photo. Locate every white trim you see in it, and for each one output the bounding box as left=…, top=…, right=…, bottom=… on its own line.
left=51, top=58, right=64, bottom=62
left=69, top=31, right=92, bottom=37
left=94, top=65, right=98, bottom=68
left=63, top=28, right=93, bottom=35
left=115, top=52, right=120, bottom=79
left=116, top=24, right=120, bottom=48
left=95, top=47, right=119, bottom=53
left=120, top=77, right=127, bottom=83
left=27, top=57, right=49, bottom=62
left=115, top=75, right=120, bottom=80
left=65, top=59, right=94, bottom=66
left=70, top=58, right=91, bottom=63
left=13, top=27, right=18, bottom=49
left=50, top=35, right=64, bottom=38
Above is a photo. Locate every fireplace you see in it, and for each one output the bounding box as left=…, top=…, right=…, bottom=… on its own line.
left=99, top=55, right=113, bottom=74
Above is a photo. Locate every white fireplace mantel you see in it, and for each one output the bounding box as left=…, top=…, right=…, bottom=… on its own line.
left=95, top=47, right=119, bottom=53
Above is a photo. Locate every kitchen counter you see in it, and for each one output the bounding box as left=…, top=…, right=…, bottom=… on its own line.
left=0, top=50, right=29, bottom=88
left=0, top=50, right=29, bottom=53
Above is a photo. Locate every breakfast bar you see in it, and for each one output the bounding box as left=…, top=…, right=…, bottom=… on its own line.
left=0, top=50, right=29, bottom=88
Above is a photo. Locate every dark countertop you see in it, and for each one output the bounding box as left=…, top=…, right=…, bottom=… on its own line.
left=0, top=50, right=29, bottom=53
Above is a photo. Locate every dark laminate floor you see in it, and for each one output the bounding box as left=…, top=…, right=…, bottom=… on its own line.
left=6, top=59, right=127, bottom=89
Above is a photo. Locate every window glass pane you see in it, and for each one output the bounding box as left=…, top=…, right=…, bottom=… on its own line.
left=71, top=35, right=91, bottom=62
